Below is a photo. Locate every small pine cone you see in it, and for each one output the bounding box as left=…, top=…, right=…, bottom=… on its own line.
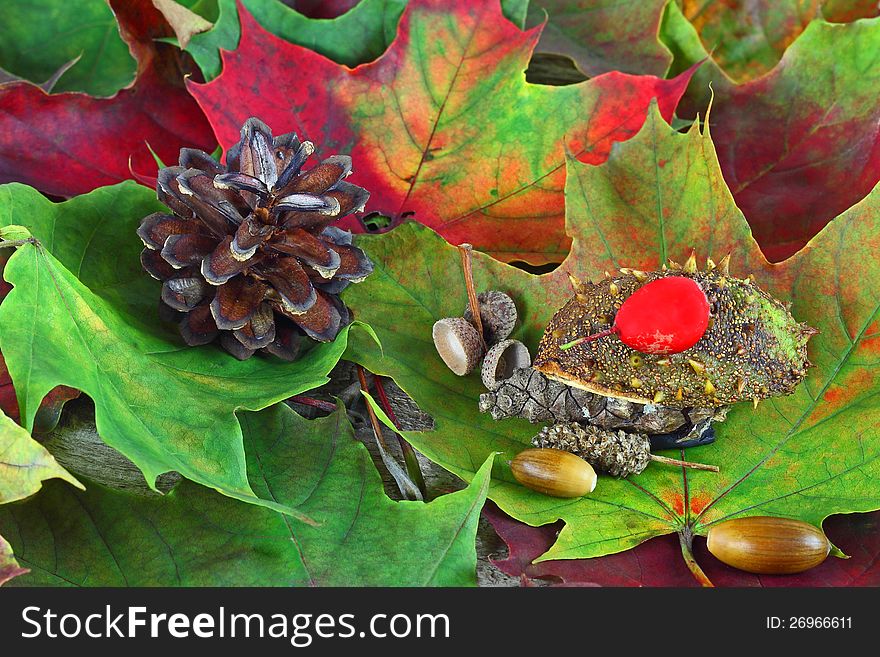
left=478, top=367, right=701, bottom=436
left=479, top=367, right=594, bottom=423
left=533, top=422, right=652, bottom=477
left=138, top=117, right=373, bottom=360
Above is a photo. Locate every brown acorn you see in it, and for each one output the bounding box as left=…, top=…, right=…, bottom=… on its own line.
left=481, top=339, right=531, bottom=391
left=463, top=290, right=518, bottom=346
left=510, top=447, right=597, bottom=498
left=432, top=317, right=484, bottom=375
left=706, top=516, right=832, bottom=575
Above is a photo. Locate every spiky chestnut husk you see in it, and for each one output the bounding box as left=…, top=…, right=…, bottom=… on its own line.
left=138, top=117, right=373, bottom=360
left=479, top=366, right=726, bottom=444
left=534, top=256, right=816, bottom=408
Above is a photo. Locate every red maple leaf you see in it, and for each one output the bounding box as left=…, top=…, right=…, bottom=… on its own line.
left=189, top=0, right=695, bottom=263
left=485, top=502, right=880, bottom=587
left=0, top=0, right=215, bottom=197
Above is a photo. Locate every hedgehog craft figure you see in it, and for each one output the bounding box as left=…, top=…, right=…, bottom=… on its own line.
left=477, top=252, right=817, bottom=477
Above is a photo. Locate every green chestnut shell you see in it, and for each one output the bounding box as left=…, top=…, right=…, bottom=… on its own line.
left=533, top=257, right=816, bottom=409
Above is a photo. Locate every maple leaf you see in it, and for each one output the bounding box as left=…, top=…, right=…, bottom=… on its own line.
left=294, top=0, right=364, bottom=18
left=0, top=0, right=136, bottom=97
left=0, top=182, right=364, bottom=517
left=485, top=502, right=880, bottom=586
left=676, top=0, right=879, bottom=83
left=184, top=0, right=529, bottom=80
left=0, top=408, right=82, bottom=587
left=0, top=534, right=27, bottom=586
left=0, top=404, right=493, bottom=586
left=529, top=0, right=672, bottom=77
left=0, top=408, right=82, bottom=505
left=822, top=0, right=880, bottom=21
left=188, top=0, right=695, bottom=264
left=342, top=104, right=880, bottom=584
left=0, top=355, right=80, bottom=434
left=186, top=0, right=406, bottom=78
left=663, top=7, right=880, bottom=262
left=0, top=0, right=215, bottom=197
left=0, top=246, right=80, bottom=434
left=514, top=3, right=880, bottom=261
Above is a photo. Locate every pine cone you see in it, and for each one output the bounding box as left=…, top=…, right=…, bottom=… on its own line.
left=138, top=117, right=373, bottom=360
left=533, top=422, right=652, bottom=477
left=478, top=366, right=722, bottom=437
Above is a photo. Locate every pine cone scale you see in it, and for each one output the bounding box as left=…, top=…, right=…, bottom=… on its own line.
left=201, top=236, right=260, bottom=285
left=259, top=257, right=316, bottom=314
left=231, top=217, right=272, bottom=256
left=211, top=276, right=269, bottom=330
left=275, top=193, right=340, bottom=214
left=161, top=275, right=205, bottom=312
left=239, top=122, right=278, bottom=187
left=179, top=148, right=225, bottom=175
left=331, top=243, right=373, bottom=282
left=137, top=213, right=205, bottom=250
left=235, top=303, right=275, bottom=349
left=141, top=249, right=178, bottom=280
left=180, top=305, right=219, bottom=346
left=161, top=233, right=219, bottom=268
left=277, top=291, right=342, bottom=342
left=215, top=172, right=270, bottom=197
left=176, top=169, right=247, bottom=233
left=282, top=156, right=351, bottom=195
left=269, top=227, right=340, bottom=274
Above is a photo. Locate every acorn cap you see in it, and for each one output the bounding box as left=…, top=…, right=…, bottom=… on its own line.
left=433, top=317, right=484, bottom=375
left=481, top=339, right=531, bottom=391
left=464, top=290, right=517, bottom=346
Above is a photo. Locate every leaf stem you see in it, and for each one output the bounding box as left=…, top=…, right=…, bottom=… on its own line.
left=0, top=238, right=37, bottom=249
left=373, top=375, right=427, bottom=498
left=560, top=327, right=617, bottom=350
left=288, top=395, right=337, bottom=413
left=458, top=243, right=486, bottom=351
left=356, top=366, right=393, bottom=452
left=679, top=528, right=714, bottom=587
left=650, top=454, right=719, bottom=472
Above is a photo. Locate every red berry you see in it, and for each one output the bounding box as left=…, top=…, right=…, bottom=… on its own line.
left=614, top=276, right=710, bottom=354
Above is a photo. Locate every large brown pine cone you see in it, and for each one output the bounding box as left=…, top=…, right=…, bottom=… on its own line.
left=138, top=117, right=373, bottom=360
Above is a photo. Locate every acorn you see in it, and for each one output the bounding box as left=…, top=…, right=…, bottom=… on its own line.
left=464, top=290, right=518, bottom=346
left=432, top=317, right=484, bottom=375
left=706, top=516, right=832, bottom=575
left=510, top=447, right=597, bottom=498
left=481, top=339, right=531, bottom=391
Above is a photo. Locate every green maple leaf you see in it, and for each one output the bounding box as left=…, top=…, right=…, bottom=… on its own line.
left=0, top=182, right=366, bottom=518
left=0, top=0, right=135, bottom=96
left=0, top=404, right=493, bottom=586
left=663, top=8, right=880, bottom=263
left=0, top=533, right=27, bottom=586
left=673, top=0, right=878, bottom=83
left=0, top=409, right=82, bottom=585
left=0, top=409, right=82, bottom=505
left=185, top=0, right=528, bottom=80
left=342, top=104, right=880, bottom=578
